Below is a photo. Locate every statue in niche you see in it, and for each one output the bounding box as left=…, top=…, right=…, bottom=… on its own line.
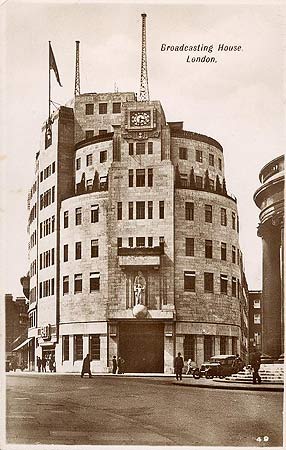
left=133, top=272, right=146, bottom=305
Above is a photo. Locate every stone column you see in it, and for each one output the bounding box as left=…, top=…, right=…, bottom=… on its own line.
left=226, top=337, right=232, bottom=354
left=214, top=336, right=220, bottom=355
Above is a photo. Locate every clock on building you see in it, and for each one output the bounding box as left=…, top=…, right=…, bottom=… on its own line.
left=130, top=111, right=152, bottom=127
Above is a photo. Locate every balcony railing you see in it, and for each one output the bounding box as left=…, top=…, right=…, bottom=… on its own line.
left=118, top=245, right=163, bottom=257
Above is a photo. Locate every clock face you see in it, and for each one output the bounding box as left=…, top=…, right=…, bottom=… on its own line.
left=130, top=111, right=151, bottom=127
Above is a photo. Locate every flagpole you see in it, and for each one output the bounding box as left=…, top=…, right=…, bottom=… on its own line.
left=48, top=41, right=51, bottom=120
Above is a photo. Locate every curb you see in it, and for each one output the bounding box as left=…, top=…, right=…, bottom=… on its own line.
left=172, top=381, right=284, bottom=392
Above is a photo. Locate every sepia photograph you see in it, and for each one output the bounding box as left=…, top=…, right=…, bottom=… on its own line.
left=1, top=0, right=284, bottom=448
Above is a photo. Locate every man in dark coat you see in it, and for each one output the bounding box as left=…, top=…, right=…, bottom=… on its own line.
left=112, top=356, right=117, bottom=374
left=174, top=352, right=184, bottom=381
left=81, top=354, right=92, bottom=378
left=250, top=351, right=261, bottom=384
left=36, top=356, right=42, bottom=372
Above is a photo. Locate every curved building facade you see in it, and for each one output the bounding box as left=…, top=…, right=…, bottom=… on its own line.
left=26, top=92, right=247, bottom=372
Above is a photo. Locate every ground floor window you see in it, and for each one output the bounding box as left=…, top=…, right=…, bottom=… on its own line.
left=220, top=336, right=226, bottom=354
left=74, top=335, right=83, bottom=360
left=183, top=335, right=195, bottom=360
left=62, top=336, right=69, bottom=361
left=89, top=335, right=100, bottom=360
left=204, top=335, right=214, bottom=361
left=232, top=337, right=237, bottom=355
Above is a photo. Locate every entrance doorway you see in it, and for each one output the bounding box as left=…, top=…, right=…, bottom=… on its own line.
left=119, top=322, right=164, bottom=373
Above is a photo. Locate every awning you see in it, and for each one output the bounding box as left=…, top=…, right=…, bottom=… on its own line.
left=12, top=337, right=32, bottom=352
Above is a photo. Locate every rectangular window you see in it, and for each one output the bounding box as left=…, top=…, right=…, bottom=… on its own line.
left=232, top=212, right=236, bottom=230
left=100, top=150, right=107, bottom=163
left=186, top=238, right=194, bottom=256
left=91, top=239, right=99, bottom=258
left=86, top=179, right=93, bottom=191
left=232, top=277, right=237, bottom=297
left=148, top=237, right=153, bottom=247
left=117, top=202, right=122, bottom=220
left=218, top=158, right=222, bottom=171
left=91, top=204, right=99, bottom=223
left=128, top=237, right=133, bottom=247
left=196, top=149, right=203, bottom=162
left=99, top=129, right=107, bottom=135
left=99, top=103, right=107, bottom=114
left=112, top=102, right=121, bottom=113
left=129, top=202, right=133, bottom=219
left=90, top=272, right=100, bottom=291
left=221, top=208, right=227, bottom=226
left=221, top=242, right=227, bottom=261
left=63, top=336, right=69, bottom=361
left=148, top=142, right=153, bottom=154
left=86, top=154, right=93, bottom=166
left=179, top=147, right=188, bottom=160
left=209, top=179, right=214, bottom=191
left=184, top=271, right=196, bottom=292
left=136, top=142, right=145, bottom=155
left=232, top=337, right=237, bottom=355
left=89, top=335, right=100, bottom=360
left=185, top=202, right=194, bottom=221
left=136, top=237, right=145, bottom=247
left=159, top=201, right=164, bottom=219
left=148, top=201, right=153, bottom=219
left=76, top=158, right=81, bottom=170
left=220, top=274, right=228, bottom=294
left=148, top=168, right=153, bottom=187
left=209, top=154, right=214, bottom=166
left=75, top=207, right=82, bottom=225
left=205, top=205, right=212, bottom=223
left=74, top=274, right=82, bottom=293
left=183, top=335, right=195, bottom=361
left=129, top=169, right=133, bottom=187
left=63, top=276, right=69, bottom=295
left=75, top=242, right=82, bottom=260
left=64, top=211, right=69, bottom=228
left=129, top=143, right=134, bottom=155
left=232, top=246, right=236, bottom=263
left=204, top=335, right=213, bottom=362
left=196, top=176, right=203, bottom=188
left=117, top=237, right=122, bottom=248
left=64, top=244, right=68, bottom=262
left=205, top=240, right=213, bottom=258
left=74, top=335, right=83, bottom=360
left=136, top=169, right=145, bottom=187
left=220, top=336, right=226, bottom=355
left=254, top=332, right=261, bottom=346
left=253, top=299, right=261, bottom=309
left=85, top=103, right=94, bottom=115
left=204, top=272, right=214, bottom=293
left=136, top=201, right=145, bottom=219
left=85, top=130, right=94, bottom=140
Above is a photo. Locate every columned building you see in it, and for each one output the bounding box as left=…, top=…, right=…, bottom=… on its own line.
left=254, top=155, right=284, bottom=359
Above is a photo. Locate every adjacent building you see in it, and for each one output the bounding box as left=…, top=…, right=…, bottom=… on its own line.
left=248, top=290, right=262, bottom=356
left=5, top=294, right=29, bottom=362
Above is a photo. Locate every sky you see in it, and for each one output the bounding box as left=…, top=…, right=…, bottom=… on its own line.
left=1, top=0, right=285, bottom=298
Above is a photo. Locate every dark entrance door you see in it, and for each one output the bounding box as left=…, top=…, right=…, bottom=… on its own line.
left=119, top=322, right=164, bottom=373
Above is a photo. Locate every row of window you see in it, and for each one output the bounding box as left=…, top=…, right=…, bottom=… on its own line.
left=179, top=147, right=222, bottom=170
left=39, top=248, right=55, bottom=269
left=85, top=129, right=108, bottom=140
left=40, top=186, right=55, bottom=210
left=76, top=151, right=107, bottom=170
left=63, top=334, right=100, bottom=361
left=117, top=201, right=165, bottom=220
left=40, top=161, right=56, bottom=182
left=63, top=272, right=100, bottom=294
left=39, top=278, right=55, bottom=298
left=29, top=310, right=37, bottom=328
left=128, top=168, right=153, bottom=187
left=185, top=202, right=239, bottom=230
left=64, top=205, right=99, bottom=228
left=184, top=271, right=240, bottom=297
left=29, top=203, right=37, bottom=226
left=63, top=240, right=99, bottom=261
left=29, top=287, right=36, bottom=303
left=185, top=238, right=240, bottom=264
left=85, top=102, right=121, bottom=115
left=29, top=230, right=37, bottom=249
left=183, top=335, right=237, bottom=361
left=129, top=142, right=153, bottom=156
left=30, top=259, right=37, bottom=277
left=40, top=215, right=55, bottom=238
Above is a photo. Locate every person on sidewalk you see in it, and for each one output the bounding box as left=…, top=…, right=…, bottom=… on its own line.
left=41, top=356, right=47, bottom=373
left=117, top=356, right=125, bottom=374
left=174, top=352, right=184, bottom=381
left=36, top=356, right=42, bottom=373
left=250, top=351, right=261, bottom=384
left=81, top=354, right=92, bottom=378
left=112, top=356, right=117, bottom=374
left=186, top=358, right=193, bottom=375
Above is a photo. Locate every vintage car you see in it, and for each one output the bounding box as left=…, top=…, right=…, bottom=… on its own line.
left=193, top=354, right=237, bottom=379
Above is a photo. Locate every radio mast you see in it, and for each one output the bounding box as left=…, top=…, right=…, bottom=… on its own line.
left=139, top=13, right=150, bottom=101
left=74, top=41, right=80, bottom=96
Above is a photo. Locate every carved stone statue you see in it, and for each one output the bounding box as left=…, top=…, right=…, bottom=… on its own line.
left=133, top=272, right=146, bottom=305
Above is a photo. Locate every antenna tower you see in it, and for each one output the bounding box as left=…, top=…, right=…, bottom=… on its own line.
left=74, top=41, right=80, bottom=96
left=139, top=13, right=150, bottom=101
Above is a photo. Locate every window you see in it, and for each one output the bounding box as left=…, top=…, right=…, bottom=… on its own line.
left=112, top=102, right=121, bottom=113
left=185, top=202, right=194, bottom=221
left=232, top=277, right=237, bottom=297
left=52, top=161, right=56, bottom=173
left=136, top=237, right=145, bottom=247
left=129, top=143, right=134, bottom=155
left=75, top=242, right=82, bottom=260
left=184, top=335, right=195, bottom=360
left=232, top=337, right=237, bottom=355
left=129, top=202, right=133, bottom=219
left=136, top=169, right=145, bottom=187
left=85, top=103, right=94, bottom=115
left=86, top=179, right=93, bottom=191
left=254, top=313, right=261, bottom=324
left=148, top=142, right=153, bottom=154
left=196, top=149, right=203, bottom=162
left=90, top=272, right=100, bottom=291
left=221, top=242, right=227, bottom=261
left=63, top=276, right=69, bottom=295
left=117, top=237, right=122, bottom=248
left=148, top=201, right=153, bottom=219
left=136, top=201, right=145, bottom=219
left=91, top=239, right=99, bottom=258
left=204, top=272, right=214, bottom=293
left=85, top=130, right=94, bottom=139
left=148, top=237, right=153, bottom=247
left=91, top=204, right=99, bottom=223
left=196, top=176, right=203, bottom=188
left=74, top=274, right=82, bottom=293
left=184, top=271, right=195, bottom=292
left=209, top=154, right=214, bottom=166
left=209, top=179, right=214, bottom=191
left=232, top=212, right=236, bottom=230
left=148, top=168, right=153, bottom=187
left=218, top=158, right=222, bottom=171
left=63, top=336, right=69, bottom=361
left=75, top=207, right=82, bottom=225
left=129, top=169, right=133, bottom=187
left=76, top=158, right=81, bottom=170
left=64, top=211, right=69, bottom=228
left=100, top=151, right=107, bottom=163
left=159, top=201, right=164, bottom=219
left=136, top=142, right=145, bottom=155
left=205, top=240, right=212, bottom=258
left=128, top=237, right=133, bottom=247
left=205, top=205, right=212, bottom=223
left=89, top=335, right=100, bottom=360
left=117, top=202, right=122, bottom=220
left=86, top=154, right=93, bottom=166
left=220, top=336, right=226, bottom=355
left=99, top=176, right=107, bottom=190
left=180, top=173, right=188, bottom=188
left=220, top=274, right=228, bottom=294
left=64, top=244, right=68, bottom=262
left=179, top=147, right=188, bottom=160
left=254, top=332, right=261, bottom=347
left=99, top=103, right=107, bottom=114
left=253, top=299, right=261, bottom=309
left=186, top=238, right=194, bottom=256
left=204, top=336, right=213, bottom=362
left=221, top=208, right=227, bottom=226
left=232, top=246, right=236, bottom=263
left=74, top=335, right=83, bottom=360
left=99, top=129, right=107, bottom=135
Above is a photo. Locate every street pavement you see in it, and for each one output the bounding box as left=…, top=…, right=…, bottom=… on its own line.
left=6, top=373, right=283, bottom=446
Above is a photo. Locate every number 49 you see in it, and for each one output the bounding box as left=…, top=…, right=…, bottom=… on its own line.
left=256, top=436, right=269, bottom=442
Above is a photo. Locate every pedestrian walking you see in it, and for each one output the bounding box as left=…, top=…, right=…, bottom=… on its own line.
left=49, top=355, right=55, bottom=372
left=117, top=356, right=125, bottom=374
left=112, top=356, right=117, bottom=374
left=41, top=356, right=47, bottom=372
left=81, top=354, right=92, bottom=378
left=186, top=358, right=192, bottom=375
left=174, top=352, right=184, bottom=381
left=37, top=356, right=42, bottom=372
left=232, top=354, right=243, bottom=373
left=250, top=351, right=261, bottom=384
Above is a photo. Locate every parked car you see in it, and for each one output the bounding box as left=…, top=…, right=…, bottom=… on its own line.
left=193, top=355, right=237, bottom=379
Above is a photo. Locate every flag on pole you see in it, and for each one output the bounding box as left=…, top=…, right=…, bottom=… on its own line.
left=49, top=42, right=62, bottom=87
